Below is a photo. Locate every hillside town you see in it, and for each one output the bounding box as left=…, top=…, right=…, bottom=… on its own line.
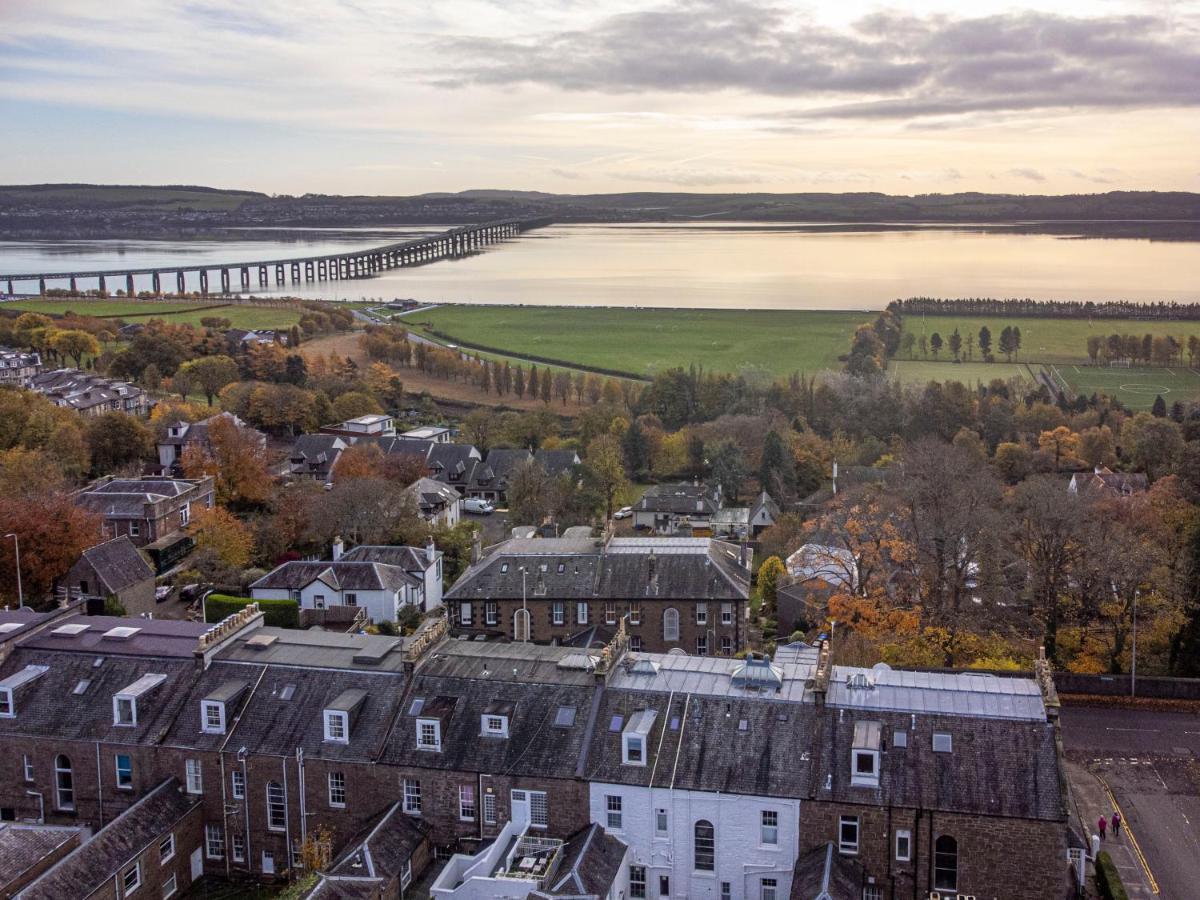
left=0, top=298, right=1196, bottom=900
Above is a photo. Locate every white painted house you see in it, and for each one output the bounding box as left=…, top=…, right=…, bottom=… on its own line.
left=249, top=540, right=444, bottom=623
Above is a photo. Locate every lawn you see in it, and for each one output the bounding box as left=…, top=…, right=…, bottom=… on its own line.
left=888, top=360, right=1032, bottom=386
left=1052, top=363, right=1200, bottom=411
left=5, top=298, right=304, bottom=331
left=899, top=315, right=1200, bottom=366
left=412, top=306, right=865, bottom=378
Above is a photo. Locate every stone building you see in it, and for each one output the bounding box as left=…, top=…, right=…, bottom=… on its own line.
left=445, top=535, right=752, bottom=655
left=62, top=536, right=156, bottom=616
left=75, top=476, right=215, bottom=549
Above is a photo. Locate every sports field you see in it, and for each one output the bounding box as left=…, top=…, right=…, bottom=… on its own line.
left=1050, top=363, right=1200, bottom=410
left=414, top=306, right=865, bottom=377
left=888, top=360, right=1032, bottom=385
left=6, top=299, right=303, bottom=331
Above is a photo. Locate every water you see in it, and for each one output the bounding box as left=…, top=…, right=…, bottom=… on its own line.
left=2, top=222, right=1197, bottom=310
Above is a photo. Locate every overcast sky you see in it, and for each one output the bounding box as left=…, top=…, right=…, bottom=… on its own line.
left=2, top=0, right=1197, bottom=195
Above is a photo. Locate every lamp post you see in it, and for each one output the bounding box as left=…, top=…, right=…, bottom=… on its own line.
left=5, top=533, right=22, bottom=609
left=1131, top=589, right=1139, bottom=699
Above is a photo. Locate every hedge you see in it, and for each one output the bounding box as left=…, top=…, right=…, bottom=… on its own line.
left=204, top=594, right=299, bottom=629
left=1095, top=851, right=1129, bottom=900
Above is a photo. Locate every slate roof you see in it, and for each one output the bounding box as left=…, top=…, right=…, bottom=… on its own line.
left=370, top=436, right=434, bottom=459
left=77, top=536, right=154, bottom=594
left=339, top=544, right=437, bottom=571
left=535, top=448, right=582, bottom=477
left=179, top=663, right=406, bottom=761
left=469, top=448, right=533, bottom=491
left=426, top=442, right=479, bottom=480
left=327, top=801, right=429, bottom=882
left=250, top=560, right=418, bottom=592
left=582, top=688, right=815, bottom=798
left=445, top=537, right=750, bottom=602
left=790, top=843, right=863, bottom=900
left=76, top=477, right=202, bottom=518
left=18, top=779, right=199, bottom=900
left=17, top=614, right=206, bottom=658
left=0, top=824, right=79, bottom=894
left=415, top=639, right=601, bottom=686
left=382, top=673, right=599, bottom=778
left=159, top=411, right=263, bottom=447
left=635, top=481, right=721, bottom=515
left=0, top=648, right=196, bottom=745
left=810, top=708, right=1065, bottom=821
left=531, top=824, right=626, bottom=898
left=406, top=477, right=461, bottom=516
left=214, top=626, right=410, bottom=672
left=288, top=434, right=348, bottom=478
left=751, top=490, right=781, bottom=521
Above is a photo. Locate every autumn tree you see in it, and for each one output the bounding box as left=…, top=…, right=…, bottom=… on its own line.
left=188, top=505, right=254, bottom=569
left=0, top=492, right=101, bottom=606
left=584, top=435, right=627, bottom=520
left=181, top=416, right=272, bottom=507
left=1121, top=412, right=1183, bottom=480
left=331, top=391, right=383, bottom=422
left=86, top=412, right=154, bottom=475
left=1077, top=425, right=1117, bottom=469
left=709, top=439, right=747, bottom=503
left=757, top=556, right=786, bottom=618
left=178, top=355, right=239, bottom=406
left=50, top=329, right=101, bottom=368
left=1037, top=426, right=1079, bottom=471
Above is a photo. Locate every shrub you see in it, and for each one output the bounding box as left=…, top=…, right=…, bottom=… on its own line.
left=1095, top=851, right=1129, bottom=900
left=204, top=594, right=299, bottom=629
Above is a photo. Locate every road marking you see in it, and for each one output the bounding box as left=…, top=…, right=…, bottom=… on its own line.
left=1074, top=365, right=1080, bottom=373
left=1107, top=727, right=1158, bottom=732
left=1099, top=776, right=1160, bottom=895
left=1168, top=369, right=1176, bottom=375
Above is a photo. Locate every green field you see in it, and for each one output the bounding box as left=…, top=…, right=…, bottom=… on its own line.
left=413, top=306, right=865, bottom=377
left=900, top=315, right=1200, bottom=366
left=7, top=299, right=303, bottom=331
left=1050, top=363, right=1200, bottom=410
left=889, top=360, right=1032, bottom=385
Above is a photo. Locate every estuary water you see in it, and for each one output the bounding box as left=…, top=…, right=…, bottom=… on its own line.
left=1, top=222, right=1197, bottom=310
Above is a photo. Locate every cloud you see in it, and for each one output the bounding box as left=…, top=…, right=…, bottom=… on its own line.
left=604, top=166, right=770, bottom=187
left=1007, top=167, right=1047, bottom=182
left=442, top=2, right=1200, bottom=122
left=550, top=167, right=586, bottom=180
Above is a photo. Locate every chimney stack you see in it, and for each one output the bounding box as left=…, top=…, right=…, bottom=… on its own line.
left=425, top=535, right=436, bottom=563
left=470, top=529, right=482, bottom=565
left=332, top=536, right=344, bottom=561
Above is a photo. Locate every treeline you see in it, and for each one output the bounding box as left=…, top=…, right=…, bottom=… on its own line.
left=891, top=297, right=1200, bottom=321
left=1085, top=333, right=1200, bottom=367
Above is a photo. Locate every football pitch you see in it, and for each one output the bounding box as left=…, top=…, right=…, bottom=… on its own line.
left=1049, top=363, right=1200, bottom=410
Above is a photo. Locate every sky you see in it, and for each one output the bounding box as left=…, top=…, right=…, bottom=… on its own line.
left=1, top=0, right=1198, bottom=196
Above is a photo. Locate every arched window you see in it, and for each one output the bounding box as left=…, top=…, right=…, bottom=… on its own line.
left=663, top=608, right=680, bottom=642
left=266, top=781, right=286, bottom=831
left=694, top=820, right=715, bottom=871
left=513, top=608, right=531, bottom=642
left=934, top=835, right=958, bottom=891
left=55, top=755, right=74, bottom=811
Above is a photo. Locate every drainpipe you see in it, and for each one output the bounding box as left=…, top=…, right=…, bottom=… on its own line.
left=238, top=747, right=251, bottom=871
left=282, top=755, right=292, bottom=877
left=219, top=752, right=230, bottom=878
left=296, top=748, right=307, bottom=846
left=94, top=741, right=104, bottom=828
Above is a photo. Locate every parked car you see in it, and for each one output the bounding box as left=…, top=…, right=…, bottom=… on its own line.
left=464, top=498, right=495, bottom=515
left=613, top=506, right=633, bottom=519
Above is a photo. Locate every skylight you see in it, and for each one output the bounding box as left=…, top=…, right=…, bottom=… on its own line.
left=554, top=706, right=577, bottom=728
left=51, top=623, right=89, bottom=636
left=280, top=684, right=297, bottom=701
left=102, top=626, right=141, bottom=641
left=609, top=714, right=624, bottom=732
left=409, top=697, right=425, bottom=716
left=73, top=680, right=90, bottom=695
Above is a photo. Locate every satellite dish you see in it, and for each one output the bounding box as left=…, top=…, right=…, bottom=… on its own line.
left=871, top=662, right=892, bottom=676
left=667, top=647, right=688, bottom=656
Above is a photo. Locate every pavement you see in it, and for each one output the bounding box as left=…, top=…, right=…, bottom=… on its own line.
left=1061, top=704, right=1200, bottom=900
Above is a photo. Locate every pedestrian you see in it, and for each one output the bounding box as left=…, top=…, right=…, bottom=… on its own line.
left=1098, top=815, right=1107, bottom=840
left=1112, top=811, right=1121, bottom=836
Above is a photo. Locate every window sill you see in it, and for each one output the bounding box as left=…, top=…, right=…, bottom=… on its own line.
left=838, top=848, right=859, bottom=856
left=330, top=803, right=346, bottom=809
left=117, top=785, right=134, bottom=792
left=757, top=845, right=780, bottom=852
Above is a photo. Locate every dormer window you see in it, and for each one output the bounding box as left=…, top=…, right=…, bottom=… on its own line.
left=0, top=664, right=48, bottom=718
left=112, top=673, right=166, bottom=728
left=325, top=711, right=349, bottom=743
left=481, top=700, right=513, bottom=738
left=323, top=688, right=366, bottom=744
left=622, top=709, right=657, bottom=766
left=851, top=720, right=882, bottom=788
left=202, top=701, right=225, bottom=734
left=416, top=718, right=442, bottom=751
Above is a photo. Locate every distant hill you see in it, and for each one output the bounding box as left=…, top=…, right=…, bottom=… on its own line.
left=1, top=184, right=1197, bottom=239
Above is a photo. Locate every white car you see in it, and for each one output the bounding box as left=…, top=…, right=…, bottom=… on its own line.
left=464, top=498, right=495, bottom=515
left=613, top=506, right=633, bottom=519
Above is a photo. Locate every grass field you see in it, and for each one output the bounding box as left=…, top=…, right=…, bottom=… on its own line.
left=1050, top=363, right=1200, bottom=410
left=888, top=360, right=1032, bottom=385
left=413, top=306, right=865, bottom=377
left=901, top=315, right=1200, bottom=365
left=5, top=299, right=303, bottom=331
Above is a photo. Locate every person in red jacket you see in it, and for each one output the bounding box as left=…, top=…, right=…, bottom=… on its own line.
left=1098, top=815, right=1108, bottom=840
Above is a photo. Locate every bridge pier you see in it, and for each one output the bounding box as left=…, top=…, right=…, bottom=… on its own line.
left=220, top=269, right=231, bottom=294
left=151, top=273, right=161, bottom=295
left=304, top=261, right=314, bottom=282
left=178, top=272, right=186, bottom=294
left=291, top=262, right=301, bottom=284
left=69, top=277, right=77, bottom=294
left=127, top=273, right=135, bottom=297
left=6, top=280, right=12, bottom=296
left=276, top=264, right=285, bottom=285
left=199, top=271, right=209, bottom=295
left=240, top=267, right=250, bottom=291
left=259, top=266, right=268, bottom=288
left=38, top=277, right=45, bottom=296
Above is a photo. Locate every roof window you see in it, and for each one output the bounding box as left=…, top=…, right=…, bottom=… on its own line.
left=554, top=706, right=577, bottom=728
left=933, top=732, right=953, bottom=753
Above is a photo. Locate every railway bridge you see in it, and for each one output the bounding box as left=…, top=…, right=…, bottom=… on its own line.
left=1, top=217, right=551, bottom=297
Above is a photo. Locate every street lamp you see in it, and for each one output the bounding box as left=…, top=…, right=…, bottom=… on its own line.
left=1131, top=589, right=1140, bottom=699
left=5, top=533, right=22, bottom=609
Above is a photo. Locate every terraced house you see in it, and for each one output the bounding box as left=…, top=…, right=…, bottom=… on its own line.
left=444, top=535, right=753, bottom=654
left=0, top=604, right=1071, bottom=900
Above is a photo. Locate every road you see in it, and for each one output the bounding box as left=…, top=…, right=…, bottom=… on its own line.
left=1061, top=705, right=1200, bottom=899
